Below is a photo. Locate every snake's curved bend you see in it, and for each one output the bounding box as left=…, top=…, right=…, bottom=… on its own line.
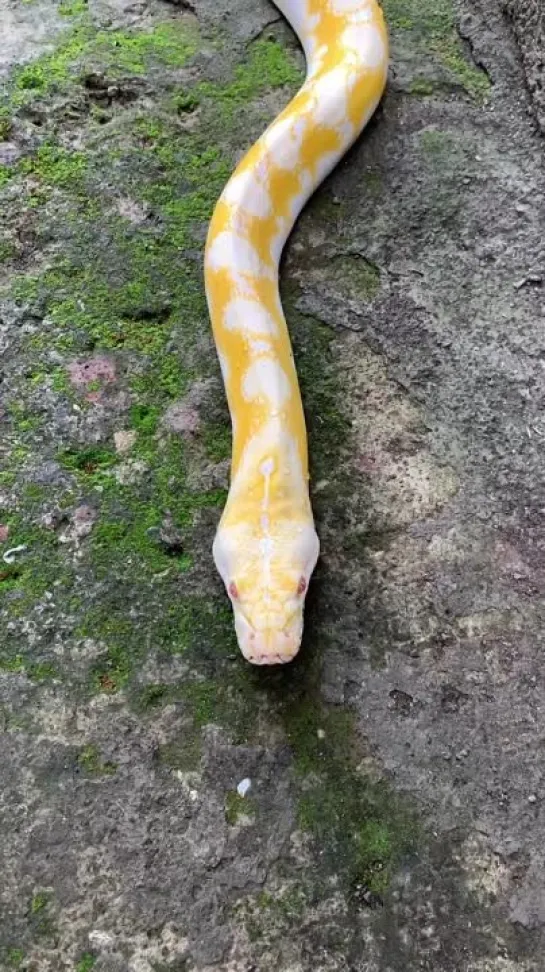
left=204, top=0, right=388, bottom=664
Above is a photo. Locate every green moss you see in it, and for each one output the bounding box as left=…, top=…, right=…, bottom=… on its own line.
left=0, top=519, right=69, bottom=667
left=234, top=883, right=310, bottom=945
left=18, top=143, right=87, bottom=191
left=225, top=790, right=257, bottom=825
left=11, top=20, right=198, bottom=103
left=30, top=890, right=50, bottom=914
left=158, top=734, right=202, bottom=773
left=382, top=0, right=490, bottom=97
left=419, top=128, right=453, bottom=156
left=0, top=654, right=58, bottom=680
left=283, top=697, right=353, bottom=775
left=182, top=680, right=223, bottom=726
left=80, top=590, right=233, bottom=695
left=13, top=28, right=93, bottom=95
left=28, top=889, right=56, bottom=940
left=58, top=445, right=117, bottom=476
left=139, top=683, right=169, bottom=708
left=85, top=619, right=134, bottom=694
left=130, top=403, right=161, bottom=436
left=330, top=254, right=380, bottom=301
left=283, top=692, right=416, bottom=896
left=202, top=421, right=231, bottom=462
left=6, top=948, right=25, bottom=968
left=59, top=0, right=88, bottom=15
left=198, top=38, right=303, bottom=119
left=76, top=955, right=96, bottom=972
left=77, top=744, right=117, bottom=776
left=286, top=300, right=350, bottom=480
left=409, top=77, right=436, bottom=95
left=95, top=21, right=199, bottom=74
left=91, top=515, right=178, bottom=577
left=0, top=110, right=12, bottom=140
left=0, top=238, right=16, bottom=262
left=0, top=164, right=14, bottom=189
left=0, top=565, right=23, bottom=592
left=174, top=91, right=200, bottom=114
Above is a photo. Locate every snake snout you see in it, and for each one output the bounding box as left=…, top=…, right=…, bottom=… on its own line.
left=234, top=613, right=303, bottom=666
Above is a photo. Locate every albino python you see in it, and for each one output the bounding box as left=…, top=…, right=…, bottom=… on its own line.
left=204, top=0, right=389, bottom=664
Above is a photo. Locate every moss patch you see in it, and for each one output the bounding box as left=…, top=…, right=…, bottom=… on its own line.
left=10, top=19, right=198, bottom=104
left=282, top=687, right=416, bottom=897
left=28, top=889, right=56, bottom=940
left=409, top=77, right=436, bottom=96
left=330, top=254, right=381, bottom=301
left=0, top=4, right=420, bottom=942
left=5, top=948, right=25, bottom=969
left=76, top=955, right=97, bottom=972
left=30, top=891, right=50, bottom=915
left=77, top=744, right=117, bottom=776
left=198, top=38, right=303, bottom=121
left=383, top=0, right=490, bottom=98
left=225, top=790, right=257, bottom=825
left=158, top=733, right=202, bottom=773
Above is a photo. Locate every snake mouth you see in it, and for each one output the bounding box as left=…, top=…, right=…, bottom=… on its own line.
left=245, top=650, right=297, bottom=666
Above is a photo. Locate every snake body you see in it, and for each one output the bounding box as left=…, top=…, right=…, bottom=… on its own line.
left=204, top=0, right=389, bottom=665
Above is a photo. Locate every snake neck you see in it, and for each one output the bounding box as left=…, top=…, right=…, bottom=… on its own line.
left=220, top=414, right=313, bottom=529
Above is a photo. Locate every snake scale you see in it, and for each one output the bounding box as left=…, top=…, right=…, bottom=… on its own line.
left=204, top=0, right=389, bottom=664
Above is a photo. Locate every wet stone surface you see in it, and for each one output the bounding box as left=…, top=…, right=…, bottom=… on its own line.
left=0, top=0, right=544, bottom=969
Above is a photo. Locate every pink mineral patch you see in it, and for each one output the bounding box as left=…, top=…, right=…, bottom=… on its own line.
left=162, top=379, right=216, bottom=438
left=356, top=453, right=380, bottom=475
left=67, top=357, right=117, bottom=401
left=72, top=505, right=97, bottom=538
left=163, top=402, right=201, bottom=437
left=0, top=525, right=9, bottom=543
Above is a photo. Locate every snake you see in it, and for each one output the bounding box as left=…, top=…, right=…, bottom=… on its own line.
left=204, top=0, right=389, bottom=665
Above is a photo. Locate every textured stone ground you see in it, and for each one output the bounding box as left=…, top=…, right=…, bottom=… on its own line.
left=0, top=0, right=544, bottom=970
left=503, top=0, right=544, bottom=133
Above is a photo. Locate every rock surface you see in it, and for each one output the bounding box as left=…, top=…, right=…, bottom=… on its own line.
left=503, top=0, right=545, bottom=133
left=0, top=0, right=544, bottom=970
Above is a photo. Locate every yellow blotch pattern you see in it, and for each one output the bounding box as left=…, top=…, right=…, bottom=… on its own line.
left=205, top=0, right=388, bottom=489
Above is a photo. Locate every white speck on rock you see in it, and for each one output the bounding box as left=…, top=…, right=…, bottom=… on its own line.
left=2, top=544, right=27, bottom=564
left=89, top=930, right=115, bottom=951
left=114, top=429, right=137, bottom=454
left=237, top=778, right=252, bottom=797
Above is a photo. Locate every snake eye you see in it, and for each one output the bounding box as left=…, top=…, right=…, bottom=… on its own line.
left=296, top=576, right=307, bottom=596
left=229, top=581, right=239, bottom=600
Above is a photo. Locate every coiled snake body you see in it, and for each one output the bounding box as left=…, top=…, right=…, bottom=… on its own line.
left=204, top=0, right=389, bottom=664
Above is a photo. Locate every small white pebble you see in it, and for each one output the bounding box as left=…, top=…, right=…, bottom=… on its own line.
left=114, top=429, right=137, bottom=454
left=317, top=729, right=326, bottom=739
left=237, top=778, right=252, bottom=798
left=88, top=930, right=114, bottom=951
left=528, top=794, right=537, bottom=804
left=2, top=544, right=27, bottom=564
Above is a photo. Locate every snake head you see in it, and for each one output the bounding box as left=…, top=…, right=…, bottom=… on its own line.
left=213, top=519, right=320, bottom=665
